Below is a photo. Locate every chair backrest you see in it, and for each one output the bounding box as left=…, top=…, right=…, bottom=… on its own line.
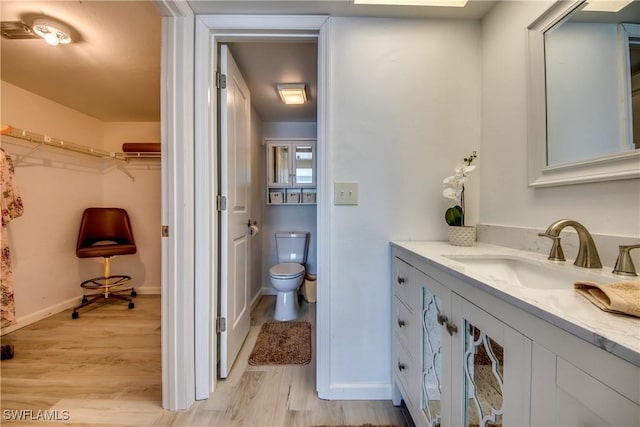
left=76, top=208, right=136, bottom=254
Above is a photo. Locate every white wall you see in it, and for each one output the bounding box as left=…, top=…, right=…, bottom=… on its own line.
left=0, top=81, right=161, bottom=332
left=326, top=17, right=481, bottom=397
left=261, top=122, right=318, bottom=292
left=250, top=106, right=264, bottom=302
left=481, top=1, right=640, bottom=239
left=103, top=123, right=161, bottom=293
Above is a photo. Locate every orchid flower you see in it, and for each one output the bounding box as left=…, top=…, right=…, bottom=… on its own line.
left=443, top=151, right=477, bottom=227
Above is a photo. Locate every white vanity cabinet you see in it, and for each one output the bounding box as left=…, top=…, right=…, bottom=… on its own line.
left=531, top=342, right=640, bottom=427
left=266, top=139, right=316, bottom=205
left=391, top=244, right=640, bottom=427
left=392, top=252, right=531, bottom=427
left=391, top=257, right=422, bottom=410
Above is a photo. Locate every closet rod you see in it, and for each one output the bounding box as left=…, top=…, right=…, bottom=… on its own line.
left=0, top=125, right=160, bottom=160
left=1, top=125, right=126, bottom=161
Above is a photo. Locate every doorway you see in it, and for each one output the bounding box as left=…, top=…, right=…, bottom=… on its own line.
left=189, top=15, right=330, bottom=404
left=218, top=40, right=318, bottom=379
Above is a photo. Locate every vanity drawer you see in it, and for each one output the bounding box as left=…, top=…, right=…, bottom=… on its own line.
left=392, top=295, right=419, bottom=360
left=392, top=256, right=417, bottom=312
left=392, top=337, right=420, bottom=410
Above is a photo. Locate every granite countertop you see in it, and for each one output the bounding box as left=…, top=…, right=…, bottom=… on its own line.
left=391, top=240, right=640, bottom=367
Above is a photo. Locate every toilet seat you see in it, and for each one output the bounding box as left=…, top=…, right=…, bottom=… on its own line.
left=269, top=263, right=305, bottom=279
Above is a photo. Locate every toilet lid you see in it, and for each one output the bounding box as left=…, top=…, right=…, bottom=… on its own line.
left=269, top=263, right=305, bottom=278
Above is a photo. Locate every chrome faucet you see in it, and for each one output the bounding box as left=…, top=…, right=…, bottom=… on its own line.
left=538, top=219, right=602, bottom=269
left=612, top=244, right=640, bottom=276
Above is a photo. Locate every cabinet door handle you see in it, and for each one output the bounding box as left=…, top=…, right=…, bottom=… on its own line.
left=446, top=322, right=458, bottom=336
left=437, top=313, right=448, bottom=326
left=397, top=318, right=406, bottom=328
left=397, top=361, right=406, bottom=372
left=397, top=277, right=405, bottom=285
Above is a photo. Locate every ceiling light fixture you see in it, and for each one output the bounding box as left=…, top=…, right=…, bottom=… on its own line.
left=582, top=0, right=634, bottom=12
left=277, top=84, right=307, bottom=105
left=32, top=18, right=72, bottom=46
left=353, top=0, right=468, bottom=7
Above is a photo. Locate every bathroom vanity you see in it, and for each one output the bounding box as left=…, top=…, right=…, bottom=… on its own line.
left=390, top=241, right=640, bottom=427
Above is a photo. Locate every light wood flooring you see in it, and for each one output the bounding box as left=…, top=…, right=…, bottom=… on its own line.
left=1, top=295, right=411, bottom=427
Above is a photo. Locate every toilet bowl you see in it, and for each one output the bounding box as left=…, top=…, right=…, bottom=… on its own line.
left=269, top=232, right=310, bottom=321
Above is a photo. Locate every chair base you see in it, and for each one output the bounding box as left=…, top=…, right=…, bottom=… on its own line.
left=72, top=275, right=136, bottom=319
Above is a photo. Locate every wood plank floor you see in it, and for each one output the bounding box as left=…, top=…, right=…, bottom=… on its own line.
left=1, top=295, right=411, bottom=427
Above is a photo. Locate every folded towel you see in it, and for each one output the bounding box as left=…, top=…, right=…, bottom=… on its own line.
left=574, top=281, right=640, bottom=318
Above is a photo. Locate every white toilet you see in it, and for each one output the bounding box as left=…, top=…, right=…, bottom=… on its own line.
left=269, top=231, right=310, bottom=321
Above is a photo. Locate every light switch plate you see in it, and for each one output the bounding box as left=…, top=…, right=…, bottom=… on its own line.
left=334, top=181, right=359, bottom=205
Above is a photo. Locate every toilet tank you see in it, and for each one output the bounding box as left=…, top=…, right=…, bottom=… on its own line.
left=275, top=231, right=309, bottom=264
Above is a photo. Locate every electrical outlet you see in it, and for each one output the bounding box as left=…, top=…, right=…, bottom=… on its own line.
left=334, top=181, right=359, bottom=205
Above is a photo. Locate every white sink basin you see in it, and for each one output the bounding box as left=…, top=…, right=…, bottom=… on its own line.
left=442, top=254, right=604, bottom=290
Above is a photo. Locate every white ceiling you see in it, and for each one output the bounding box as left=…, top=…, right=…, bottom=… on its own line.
left=0, top=0, right=497, bottom=123
left=1, top=1, right=162, bottom=122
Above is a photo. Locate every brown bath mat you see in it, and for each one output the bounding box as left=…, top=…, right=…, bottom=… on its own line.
left=248, top=321, right=311, bottom=365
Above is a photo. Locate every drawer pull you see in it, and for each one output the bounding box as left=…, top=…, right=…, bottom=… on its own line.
left=397, top=361, right=406, bottom=372
left=437, top=313, right=448, bottom=326
left=397, top=276, right=406, bottom=285
left=397, top=318, right=406, bottom=328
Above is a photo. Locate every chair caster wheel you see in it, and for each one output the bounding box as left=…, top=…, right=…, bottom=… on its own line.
left=128, top=302, right=135, bottom=309
left=82, top=297, right=89, bottom=304
left=131, top=290, right=137, bottom=297
left=72, top=311, right=79, bottom=319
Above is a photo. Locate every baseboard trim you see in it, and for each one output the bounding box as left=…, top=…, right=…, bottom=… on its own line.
left=1, top=286, right=161, bottom=336
left=327, top=382, right=392, bottom=400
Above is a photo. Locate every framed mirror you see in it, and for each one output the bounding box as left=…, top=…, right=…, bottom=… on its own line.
left=268, top=144, right=291, bottom=186
left=527, top=0, right=640, bottom=187
left=293, top=145, right=314, bottom=185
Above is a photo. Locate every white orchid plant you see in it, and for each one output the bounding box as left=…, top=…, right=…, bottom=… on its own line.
left=442, top=151, right=478, bottom=227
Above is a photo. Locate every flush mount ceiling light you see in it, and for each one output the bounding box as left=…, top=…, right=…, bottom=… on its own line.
left=582, top=0, right=634, bottom=12
left=32, top=18, right=72, bottom=46
left=277, top=84, right=307, bottom=105
left=353, top=0, right=468, bottom=6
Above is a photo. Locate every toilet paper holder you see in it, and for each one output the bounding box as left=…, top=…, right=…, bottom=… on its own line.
left=247, top=220, right=259, bottom=235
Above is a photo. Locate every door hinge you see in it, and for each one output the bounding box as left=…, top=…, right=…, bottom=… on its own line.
left=216, top=317, right=227, bottom=333
left=216, top=72, right=227, bottom=89
left=216, top=195, right=227, bottom=211
left=161, top=225, right=169, bottom=237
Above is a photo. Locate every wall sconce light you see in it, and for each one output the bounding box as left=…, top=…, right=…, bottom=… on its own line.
left=32, top=18, right=72, bottom=46
left=277, top=84, right=307, bottom=105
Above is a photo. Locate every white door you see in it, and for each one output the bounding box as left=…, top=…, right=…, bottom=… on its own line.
left=219, top=44, right=251, bottom=378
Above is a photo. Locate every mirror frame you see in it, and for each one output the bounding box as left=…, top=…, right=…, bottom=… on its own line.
left=527, top=0, right=640, bottom=187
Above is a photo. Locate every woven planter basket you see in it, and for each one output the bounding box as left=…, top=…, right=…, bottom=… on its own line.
left=448, top=226, right=476, bottom=247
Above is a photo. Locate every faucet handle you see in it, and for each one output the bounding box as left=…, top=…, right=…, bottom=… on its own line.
left=538, top=233, right=565, bottom=262
left=612, top=244, right=640, bottom=277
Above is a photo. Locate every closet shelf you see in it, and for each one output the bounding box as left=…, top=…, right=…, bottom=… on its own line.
left=0, top=125, right=161, bottom=161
